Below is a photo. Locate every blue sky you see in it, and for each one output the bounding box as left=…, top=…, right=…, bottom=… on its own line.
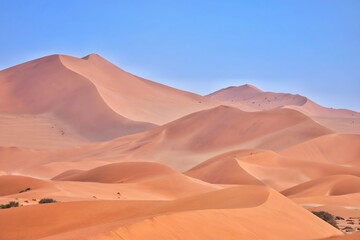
left=1, top=0, right=359, bottom=111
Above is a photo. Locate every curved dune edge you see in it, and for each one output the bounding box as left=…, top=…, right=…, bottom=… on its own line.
left=186, top=148, right=360, bottom=191
left=59, top=54, right=218, bottom=125
left=185, top=150, right=262, bottom=185
left=52, top=162, right=178, bottom=183
left=282, top=175, right=360, bottom=198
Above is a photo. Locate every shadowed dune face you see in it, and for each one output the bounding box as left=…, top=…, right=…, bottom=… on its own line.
left=87, top=105, right=332, bottom=171
left=59, top=54, right=218, bottom=125
left=185, top=150, right=262, bottom=185
left=0, top=55, right=155, bottom=142
left=151, top=106, right=332, bottom=152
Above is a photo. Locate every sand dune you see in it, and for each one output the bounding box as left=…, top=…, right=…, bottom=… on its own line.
left=282, top=175, right=360, bottom=198
left=206, top=85, right=360, bottom=134
left=86, top=105, right=332, bottom=171
left=0, top=175, right=51, bottom=196
left=146, top=105, right=331, bottom=152
left=0, top=104, right=334, bottom=177
left=280, top=134, right=360, bottom=166
left=59, top=54, right=217, bottom=125
left=187, top=149, right=360, bottom=191
left=282, top=175, right=360, bottom=222
left=0, top=186, right=341, bottom=240
left=206, top=84, right=308, bottom=111
left=186, top=150, right=262, bottom=185
left=51, top=162, right=221, bottom=200
left=0, top=166, right=220, bottom=204
left=0, top=114, right=86, bottom=149
left=52, top=162, right=176, bottom=183
left=0, top=55, right=155, bottom=144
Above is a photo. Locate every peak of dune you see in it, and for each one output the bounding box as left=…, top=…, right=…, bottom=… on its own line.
left=207, top=84, right=312, bottom=113
left=81, top=53, right=102, bottom=60
left=222, top=84, right=263, bottom=92
left=240, top=83, right=263, bottom=91
left=206, top=84, right=263, bottom=101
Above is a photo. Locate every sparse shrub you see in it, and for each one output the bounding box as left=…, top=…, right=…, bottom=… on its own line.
left=19, top=187, right=31, bottom=193
left=38, top=198, right=56, bottom=204
left=0, top=201, right=19, bottom=209
left=342, top=226, right=353, bottom=232
left=335, top=216, right=344, bottom=220
left=312, top=211, right=339, bottom=229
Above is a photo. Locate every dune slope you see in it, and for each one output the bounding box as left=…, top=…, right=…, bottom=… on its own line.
left=0, top=55, right=155, bottom=144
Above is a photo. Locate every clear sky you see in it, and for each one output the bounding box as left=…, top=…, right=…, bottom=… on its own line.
left=1, top=1, right=359, bottom=111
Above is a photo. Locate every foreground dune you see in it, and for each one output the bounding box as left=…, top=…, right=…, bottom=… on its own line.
left=0, top=186, right=342, bottom=240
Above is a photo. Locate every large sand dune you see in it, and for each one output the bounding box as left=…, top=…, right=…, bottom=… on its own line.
left=59, top=54, right=217, bottom=125
left=0, top=186, right=342, bottom=240
left=0, top=55, right=155, bottom=144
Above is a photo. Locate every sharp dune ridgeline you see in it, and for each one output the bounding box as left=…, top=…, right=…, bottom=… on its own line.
left=0, top=54, right=359, bottom=240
